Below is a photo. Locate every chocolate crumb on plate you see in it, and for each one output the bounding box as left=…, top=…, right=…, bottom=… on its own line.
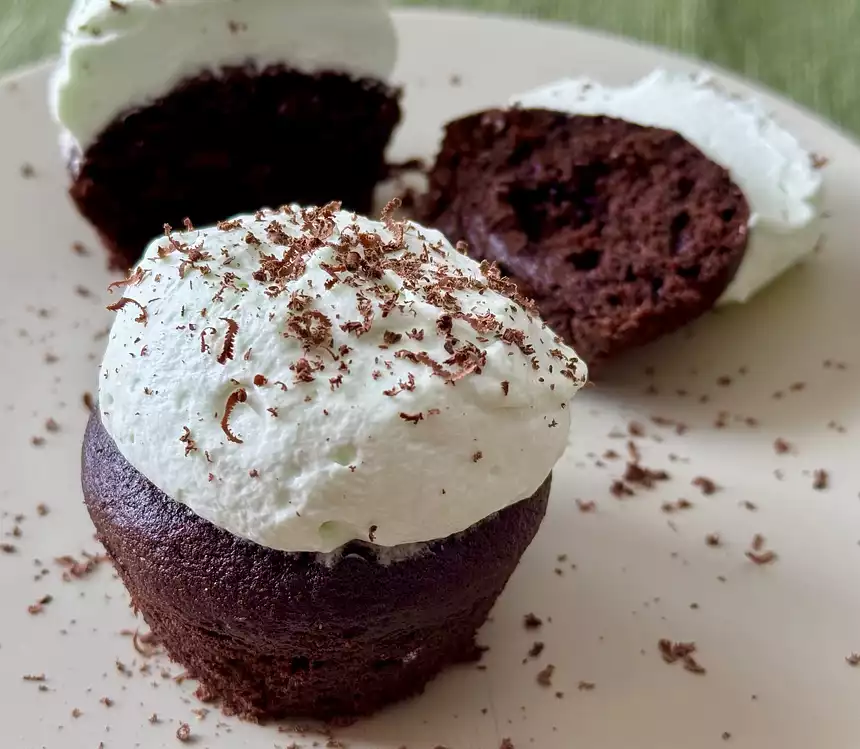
left=813, top=469, right=829, bottom=490
left=176, top=722, right=192, bottom=741
left=528, top=641, right=545, bottom=659
left=577, top=681, right=596, bottom=691
left=774, top=438, right=792, bottom=454
left=610, top=480, right=634, bottom=498
left=846, top=653, right=860, bottom=666
left=523, top=613, right=543, bottom=630
left=705, top=533, right=722, bottom=547
left=576, top=499, right=597, bottom=513
left=536, top=664, right=555, bottom=687
left=692, top=476, right=719, bottom=495
left=624, top=463, right=669, bottom=488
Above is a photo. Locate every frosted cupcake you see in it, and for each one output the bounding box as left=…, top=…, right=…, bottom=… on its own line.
left=82, top=202, right=586, bottom=720
left=51, top=0, right=401, bottom=268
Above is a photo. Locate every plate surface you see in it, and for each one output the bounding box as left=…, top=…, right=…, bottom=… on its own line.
left=1, top=9, right=859, bottom=749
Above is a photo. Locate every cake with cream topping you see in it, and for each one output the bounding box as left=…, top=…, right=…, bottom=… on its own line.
left=51, top=0, right=401, bottom=269
left=423, top=70, right=823, bottom=366
left=82, top=202, right=586, bottom=720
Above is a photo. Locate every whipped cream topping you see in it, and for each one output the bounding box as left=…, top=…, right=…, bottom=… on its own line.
left=51, top=0, right=397, bottom=153
left=511, top=70, right=824, bottom=304
left=99, top=204, right=586, bottom=553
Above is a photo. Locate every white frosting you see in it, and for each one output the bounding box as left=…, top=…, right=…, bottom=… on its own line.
left=99, top=205, right=586, bottom=553
left=511, top=70, right=824, bottom=304
left=50, top=0, right=397, bottom=153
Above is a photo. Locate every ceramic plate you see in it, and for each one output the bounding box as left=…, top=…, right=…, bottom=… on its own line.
left=1, top=9, right=858, bottom=749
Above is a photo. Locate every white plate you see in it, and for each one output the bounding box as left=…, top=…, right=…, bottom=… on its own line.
left=2, top=9, right=859, bottom=749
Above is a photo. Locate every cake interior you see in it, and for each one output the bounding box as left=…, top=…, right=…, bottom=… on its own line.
left=421, top=108, right=750, bottom=364
left=69, top=66, right=402, bottom=269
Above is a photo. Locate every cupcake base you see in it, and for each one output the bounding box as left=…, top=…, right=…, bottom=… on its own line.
left=81, top=412, right=550, bottom=721
left=68, top=66, right=402, bottom=269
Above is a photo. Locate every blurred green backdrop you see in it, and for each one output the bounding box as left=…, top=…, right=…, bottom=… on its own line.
left=2, top=0, right=858, bottom=135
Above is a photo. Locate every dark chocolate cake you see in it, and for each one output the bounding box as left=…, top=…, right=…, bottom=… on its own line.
left=81, top=412, right=550, bottom=721
left=69, top=67, right=401, bottom=269
left=422, top=109, right=751, bottom=365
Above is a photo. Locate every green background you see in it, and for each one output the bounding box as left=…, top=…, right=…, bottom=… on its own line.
left=2, top=0, right=858, bottom=135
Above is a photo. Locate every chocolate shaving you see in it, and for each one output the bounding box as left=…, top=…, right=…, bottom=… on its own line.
left=746, top=550, right=778, bottom=565
left=501, top=380, right=510, bottom=396
left=220, top=388, right=247, bottom=443
left=216, top=318, right=238, bottom=364
left=106, top=297, right=148, bottom=325
left=658, top=639, right=704, bottom=673
left=200, top=326, right=216, bottom=354
left=107, top=267, right=147, bottom=294
left=286, top=310, right=333, bottom=350
left=179, top=427, right=197, bottom=457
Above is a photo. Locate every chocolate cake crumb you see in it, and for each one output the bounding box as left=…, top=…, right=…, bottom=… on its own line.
left=399, top=412, right=424, bottom=425
left=628, top=421, right=645, bottom=437
left=523, top=613, right=543, bottom=630
left=100, top=697, right=114, bottom=707
left=577, top=681, right=595, bottom=691
left=0, top=543, right=16, bottom=553
left=846, top=653, right=860, bottom=666
left=576, top=499, right=596, bottom=513
left=83, top=392, right=95, bottom=411
left=501, top=380, right=510, bottom=396
left=813, top=469, right=829, bottom=490
left=528, top=642, right=545, bottom=659
left=31, top=436, right=45, bottom=447
left=176, top=722, right=191, bottom=741
left=789, top=382, right=806, bottom=392
left=71, top=708, right=82, bottom=718
left=692, top=476, right=718, bottom=495
left=20, top=162, right=35, bottom=178
left=705, top=533, right=722, bottom=547
left=149, top=713, right=159, bottom=723
left=499, top=740, right=514, bottom=749
left=22, top=673, right=46, bottom=681
left=72, top=241, right=88, bottom=255
left=536, top=664, right=555, bottom=687
left=740, top=500, right=758, bottom=511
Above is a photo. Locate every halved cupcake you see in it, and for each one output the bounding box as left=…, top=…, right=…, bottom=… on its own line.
left=422, top=70, right=823, bottom=366
left=82, top=202, right=586, bottom=720
left=51, top=0, right=402, bottom=269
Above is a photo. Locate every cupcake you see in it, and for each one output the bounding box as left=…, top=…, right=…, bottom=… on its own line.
left=51, top=0, right=401, bottom=269
left=82, top=202, right=586, bottom=720
left=422, top=70, right=823, bottom=366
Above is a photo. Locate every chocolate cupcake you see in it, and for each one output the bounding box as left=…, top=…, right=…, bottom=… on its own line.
left=422, top=108, right=751, bottom=366
left=51, top=0, right=402, bottom=269
left=83, top=203, right=586, bottom=721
